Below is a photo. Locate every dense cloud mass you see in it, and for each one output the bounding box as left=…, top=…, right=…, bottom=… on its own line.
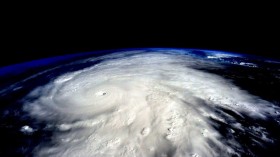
left=24, top=51, right=279, bottom=157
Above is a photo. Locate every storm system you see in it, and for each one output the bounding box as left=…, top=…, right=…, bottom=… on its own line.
left=19, top=51, right=280, bottom=157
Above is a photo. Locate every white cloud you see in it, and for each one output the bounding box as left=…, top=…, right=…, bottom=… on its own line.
left=24, top=52, right=279, bottom=157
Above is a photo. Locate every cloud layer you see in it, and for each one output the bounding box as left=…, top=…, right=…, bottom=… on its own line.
left=24, top=51, right=279, bottom=157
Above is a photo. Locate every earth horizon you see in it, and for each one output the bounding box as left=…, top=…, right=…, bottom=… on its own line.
left=0, top=48, right=279, bottom=157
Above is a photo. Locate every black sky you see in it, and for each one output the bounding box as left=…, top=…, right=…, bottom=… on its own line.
left=2, top=7, right=280, bottom=67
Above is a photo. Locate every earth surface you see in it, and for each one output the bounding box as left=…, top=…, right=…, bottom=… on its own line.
left=0, top=48, right=280, bottom=157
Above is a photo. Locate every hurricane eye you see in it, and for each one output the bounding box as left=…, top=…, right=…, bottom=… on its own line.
left=95, top=91, right=107, bottom=96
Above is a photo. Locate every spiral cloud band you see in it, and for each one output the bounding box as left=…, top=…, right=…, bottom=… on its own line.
left=24, top=51, right=279, bottom=157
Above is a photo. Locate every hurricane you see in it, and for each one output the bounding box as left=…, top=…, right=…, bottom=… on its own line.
left=19, top=50, right=280, bottom=157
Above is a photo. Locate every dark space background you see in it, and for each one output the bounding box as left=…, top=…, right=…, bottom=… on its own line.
left=2, top=6, right=280, bottom=67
